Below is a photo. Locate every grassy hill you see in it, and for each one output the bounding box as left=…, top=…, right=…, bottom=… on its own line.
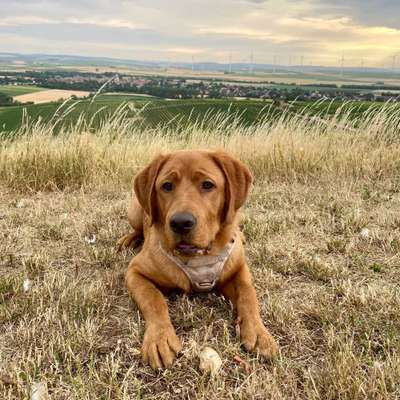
left=2, top=91, right=399, bottom=135
left=0, top=94, right=145, bottom=132
left=1, top=103, right=400, bottom=399
left=0, top=84, right=45, bottom=97
left=0, top=96, right=279, bottom=133
left=1, top=107, right=400, bottom=399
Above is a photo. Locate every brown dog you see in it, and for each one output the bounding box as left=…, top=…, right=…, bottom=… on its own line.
left=118, top=149, right=278, bottom=369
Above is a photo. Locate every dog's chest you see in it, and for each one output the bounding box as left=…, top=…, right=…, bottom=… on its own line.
left=159, top=239, right=236, bottom=292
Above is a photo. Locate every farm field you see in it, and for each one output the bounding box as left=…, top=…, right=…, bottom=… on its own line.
left=13, top=89, right=90, bottom=104
left=0, top=85, right=45, bottom=97
left=0, top=94, right=146, bottom=132
left=58, top=65, right=400, bottom=86
left=0, top=107, right=400, bottom=399
left=103, top=92, right=156, bottom=98
left=1, top=92, right=398, bottom=134
left=0, top=96, right=279, bottom=132
left=4, top=60, right=400, bottom=86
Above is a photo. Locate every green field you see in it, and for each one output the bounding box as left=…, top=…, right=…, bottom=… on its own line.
left=0, top=95, right=279, bottom=132
left=287, top=100, right=392, bottom=117
left=1, top=91, right=398, bottom=134
left=0, top=85, right=45, bottom=97
left=0, top=94, right=148, bottom=132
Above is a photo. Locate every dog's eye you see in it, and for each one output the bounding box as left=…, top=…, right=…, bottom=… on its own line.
left=201, top=181, right=215, bottom=191
left=161, top=182, right=174, bottom=192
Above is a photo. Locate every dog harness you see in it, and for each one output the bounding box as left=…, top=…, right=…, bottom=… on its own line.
left=159, top=237, right=236, bottom=292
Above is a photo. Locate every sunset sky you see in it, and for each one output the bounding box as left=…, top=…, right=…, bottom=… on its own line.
left=1, top=0, right=400, bottom=67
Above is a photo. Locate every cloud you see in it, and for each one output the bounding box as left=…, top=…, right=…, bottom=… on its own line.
left=0, top=16, right=58, bottom=26
left=196, top=27, right=294, bottom=42
left=65, top=17, right=148, bottom=30
left=307, top=0, right=400, bottom=29
left=0, top=0, right=399, bottom=66
left=279, top=16, right=353, bottom=31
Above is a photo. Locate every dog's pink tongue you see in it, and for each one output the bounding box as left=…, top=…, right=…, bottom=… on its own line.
left=177, top=242, right=195, bottom=250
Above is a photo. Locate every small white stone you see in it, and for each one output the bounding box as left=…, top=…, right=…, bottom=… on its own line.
left=360, top=228, right=370, bottom=239
left=31, top=381, right=48, bottom=400
left=373, top=361, right=383, bottom=370
left=84, top=234, right=97, bottom=244
left=23, top=278, right=32, bottom=292
left=16, top=200, right=26, bottom=209
left=199, top=346, right=222, bottom=375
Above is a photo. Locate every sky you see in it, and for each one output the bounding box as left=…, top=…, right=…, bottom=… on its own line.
left=0, top=0, right=400, bottom=67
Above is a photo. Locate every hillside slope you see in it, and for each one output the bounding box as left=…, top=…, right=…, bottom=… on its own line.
left=1, top=109, right=400, bottom=399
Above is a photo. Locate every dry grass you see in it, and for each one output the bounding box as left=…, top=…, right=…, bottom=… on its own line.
left=1, top=105, right=400, bottom=399
left=13, top=90, right=90, bottom=105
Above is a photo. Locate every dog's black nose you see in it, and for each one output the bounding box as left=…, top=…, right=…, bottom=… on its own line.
left=169, top=212, right=197, bottom=234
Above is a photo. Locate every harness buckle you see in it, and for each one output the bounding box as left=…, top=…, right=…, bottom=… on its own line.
left=193, top=280, right=217, bottom=292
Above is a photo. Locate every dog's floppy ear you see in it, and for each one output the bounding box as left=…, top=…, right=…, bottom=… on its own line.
left=134, top=154, right=168, bottom=225
left=211, top=151, right=253, bottom=224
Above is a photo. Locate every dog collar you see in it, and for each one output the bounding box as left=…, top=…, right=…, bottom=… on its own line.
left=159, top=237, right=236, bottom=292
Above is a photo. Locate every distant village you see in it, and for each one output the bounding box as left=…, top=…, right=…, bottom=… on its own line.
left=1, top=70, right=400, bottom=103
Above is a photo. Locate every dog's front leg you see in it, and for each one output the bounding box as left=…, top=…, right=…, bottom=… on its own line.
left=126, top=264, right=182, bottom=369
left=220, top=265, right=278, bottom=359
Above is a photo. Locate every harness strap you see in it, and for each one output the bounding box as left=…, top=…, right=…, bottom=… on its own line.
left=159, top=237, right=236, bottom=292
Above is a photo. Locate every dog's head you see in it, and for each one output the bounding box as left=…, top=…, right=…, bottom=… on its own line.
left=134, top=150, right=252, bottom=255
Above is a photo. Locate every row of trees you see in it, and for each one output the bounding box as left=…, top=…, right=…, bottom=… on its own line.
left=0, top=93, right=14, bottom=106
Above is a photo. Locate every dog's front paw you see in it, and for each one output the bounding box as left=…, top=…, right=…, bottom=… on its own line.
left=238, top=318, right=278, bottom=360
left=116, top=231, right=143, bottom=252
left=142, top=323, right=182, bottom=370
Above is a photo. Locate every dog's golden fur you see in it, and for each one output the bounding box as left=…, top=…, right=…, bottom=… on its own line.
left=118, top=149, right=278, bottom=369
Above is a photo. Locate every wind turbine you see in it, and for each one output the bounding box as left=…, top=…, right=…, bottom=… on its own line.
left=273, top=54, right=278, bottom=74
left=391, top=54, right=400, bottom=71
left=339, top=54, right=345, bottom=77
